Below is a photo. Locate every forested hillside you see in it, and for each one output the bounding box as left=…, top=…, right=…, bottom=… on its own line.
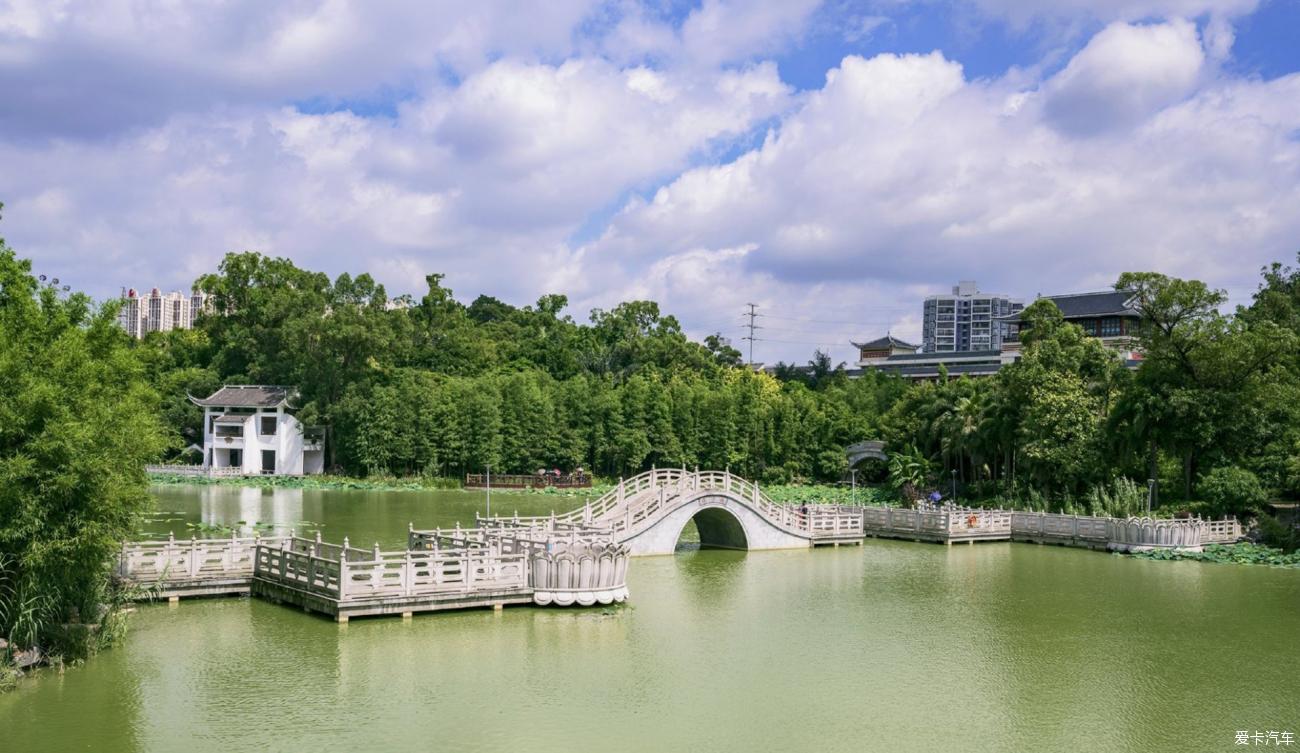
left=146, top=252, right=903, bottom=483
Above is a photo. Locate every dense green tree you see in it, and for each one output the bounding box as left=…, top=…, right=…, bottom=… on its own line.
left=141, top=249, right=1300, bottom=512
left=0, top=241, right=165, bottom=657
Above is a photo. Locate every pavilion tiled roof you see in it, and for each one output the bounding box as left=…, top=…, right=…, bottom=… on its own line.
left=190, top=385, right=295, bottom=408
left=999, top=290, right=1139, bottom=321
left=852, top=334, right=918, bottom=350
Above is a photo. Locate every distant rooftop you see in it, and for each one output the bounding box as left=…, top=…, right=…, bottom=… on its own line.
left=924, top=280, right=1017, bottom=300
left=190, top=385, right=296, bottom=408
left=873, top=349, right=1003, bottom=363
left=1001, top=290, right=1138, bottom=321
left=852, top=334, right=918, bottom=350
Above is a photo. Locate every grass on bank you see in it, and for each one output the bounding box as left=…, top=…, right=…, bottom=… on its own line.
left=146, top=470, right=902, bottom=504
left=140, top=471, right=1245, bottom=515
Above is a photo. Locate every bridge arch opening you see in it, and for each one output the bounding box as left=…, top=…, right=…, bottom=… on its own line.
left=850, top=457, right=889, bottom=484
left=686, top=506, right=749, bottom=551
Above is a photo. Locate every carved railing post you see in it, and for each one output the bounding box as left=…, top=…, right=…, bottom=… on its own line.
left=338, top=541, right=350, bottom=601
left=226, top=530, right=237, bottom=573
left=306, top=542, right=318, bottom=592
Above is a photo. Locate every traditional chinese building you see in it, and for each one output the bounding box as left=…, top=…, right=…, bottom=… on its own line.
left=189, top=385, right=325, bottom=475
left=998, top=289, right=1142, bottom=362
left=855, top=288, right=1143, bottom=380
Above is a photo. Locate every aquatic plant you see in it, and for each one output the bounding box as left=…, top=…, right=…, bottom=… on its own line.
left=1128, top=543, right=1300, bottom=568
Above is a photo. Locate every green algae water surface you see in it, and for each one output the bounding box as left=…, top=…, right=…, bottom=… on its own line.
left=2, top=484, right=1297, bottom=753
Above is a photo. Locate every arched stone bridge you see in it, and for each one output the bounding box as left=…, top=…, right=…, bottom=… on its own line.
left=845, top=440, right=887, bottom=467
left=479, top=469, right=864, bottom=556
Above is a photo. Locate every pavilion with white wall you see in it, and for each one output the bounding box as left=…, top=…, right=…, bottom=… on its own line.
left=190, top=386, right=325, bottom=476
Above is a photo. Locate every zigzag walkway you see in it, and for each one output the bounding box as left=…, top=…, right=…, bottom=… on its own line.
left=119, top=469, right=1243, bottom=617
left=117, top=523, right=629, bottom=622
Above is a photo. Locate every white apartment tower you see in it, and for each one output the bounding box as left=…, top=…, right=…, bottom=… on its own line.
left=118, top=287, right=208, bottom=338
left=921, top=281, right=1023, bottom=353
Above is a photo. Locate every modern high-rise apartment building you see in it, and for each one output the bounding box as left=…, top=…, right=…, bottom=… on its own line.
left=921, top=281, right=1023, bottom=353
left=118, top=287, right=208, bottom=338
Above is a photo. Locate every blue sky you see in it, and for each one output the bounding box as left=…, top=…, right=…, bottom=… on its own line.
left=1, top=0, right=1298, bottom=363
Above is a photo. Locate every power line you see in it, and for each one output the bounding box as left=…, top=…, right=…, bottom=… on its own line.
left=748, top=337, right=855, bottom=347
left=757, top=324, right=895, bottom=338
left=757, top=311, right=912, bottom=326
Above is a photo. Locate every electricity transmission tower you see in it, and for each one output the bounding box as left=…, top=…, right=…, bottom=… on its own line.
left=742, top=303, right=762, bottom=367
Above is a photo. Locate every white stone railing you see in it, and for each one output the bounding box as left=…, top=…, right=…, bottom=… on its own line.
left=529, top=541, right=630, bottom=606
left=1010, top=512, right=1111, bottom=542
left=253, top=535, right=529, bottom=602
left=145, top=464, right=243, bottom=478
left=862, top=506, right=1012, bottom=537
left=1106, top=517, right=1203, bottom=552
left=409, top=525, right=629, bottom=606
left=491, top=468, right=827, bottom=538
left=1198, top=517, right=1241, bottom=544
left=806, top=506, right=866, bottom=538
left=118, top=533, right=284, bottom=583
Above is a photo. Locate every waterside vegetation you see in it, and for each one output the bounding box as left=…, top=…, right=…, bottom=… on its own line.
left=1, top=229, right=165, bottom=679
left=5, top=212, right=1300, bottom=686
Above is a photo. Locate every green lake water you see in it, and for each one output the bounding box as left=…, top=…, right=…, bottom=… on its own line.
left=2, top=484, right=1298, bottom=752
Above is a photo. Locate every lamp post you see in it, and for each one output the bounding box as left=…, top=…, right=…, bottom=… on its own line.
left=850, top=469, right=858, bottom=506
left=951, top=469, right=957, bottom=503
left=1146, top=478, right=1155, bottom=516
left=486, top=464, right=492, bottom=519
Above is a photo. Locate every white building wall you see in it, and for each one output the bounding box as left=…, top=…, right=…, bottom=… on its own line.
left=278, top=412, right=305, bottom=475
left=200, top=406, right=314, bottom=475
left=240, top=413, right=271, bottom=474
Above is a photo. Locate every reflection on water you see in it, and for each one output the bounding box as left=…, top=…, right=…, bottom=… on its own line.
left=2, top=485, right=1297, bottom=753
left=198, top=485, right=305, bottom=533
